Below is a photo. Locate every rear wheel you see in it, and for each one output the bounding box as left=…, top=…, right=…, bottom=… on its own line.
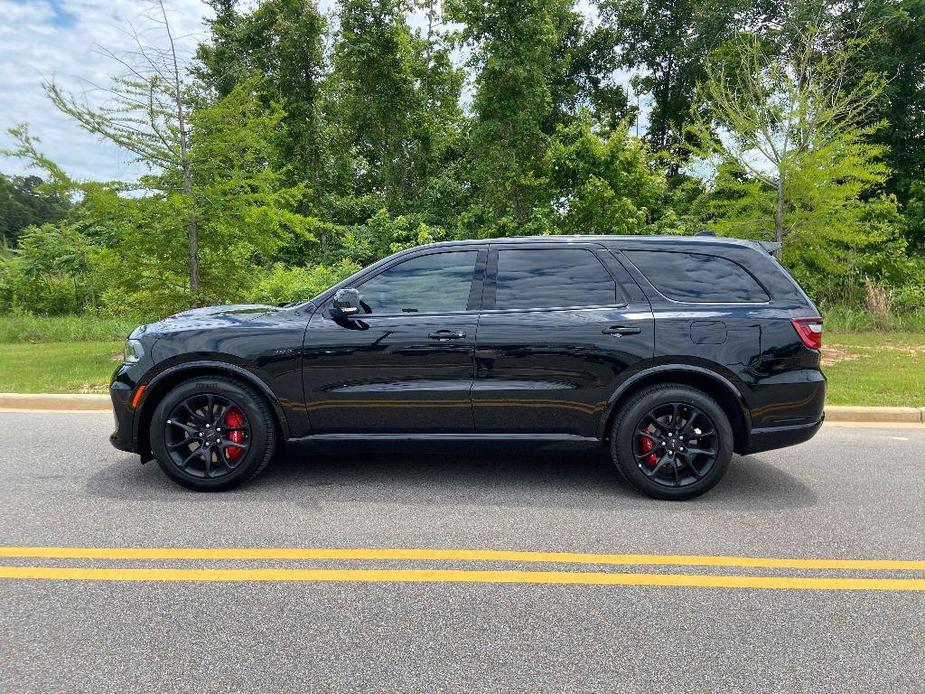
left=149, top=377, right=276, bottom=491
left=610, top=384, right=733, bottom=500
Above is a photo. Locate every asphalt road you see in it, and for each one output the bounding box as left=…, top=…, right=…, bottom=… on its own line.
left=0, top=412, right=923, bottom=693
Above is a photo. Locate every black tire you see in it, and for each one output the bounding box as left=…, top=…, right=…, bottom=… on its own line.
left=609, top=384, right=733, bottom=500
left=149, top=376, right=277, bottom=491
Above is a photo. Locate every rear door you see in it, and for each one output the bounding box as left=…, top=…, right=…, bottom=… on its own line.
left=472, top=243, right=654, bottom=438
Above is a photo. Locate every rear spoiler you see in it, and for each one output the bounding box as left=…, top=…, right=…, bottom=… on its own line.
left=758, top=241, right=782, bottom=255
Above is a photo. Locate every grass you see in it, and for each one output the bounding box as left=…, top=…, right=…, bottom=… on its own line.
left=0, top=342, right=122, bottom=394
left=822, top=332, right=925, bottom=407
left=0, top=315, right=143, bottom=343
left=0, top=316, right=922, bottom=406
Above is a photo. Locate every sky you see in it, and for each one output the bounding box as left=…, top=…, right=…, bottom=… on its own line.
left=0, top=0, right=643, bottom=184
left=1, top=0, right=213, bottom=181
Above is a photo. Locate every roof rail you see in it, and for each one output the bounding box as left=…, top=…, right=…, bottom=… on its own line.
left=695, top=230, right=717, bottom=236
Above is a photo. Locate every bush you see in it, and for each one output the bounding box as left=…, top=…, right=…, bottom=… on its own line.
left=249, top=260, right=361, bottom=305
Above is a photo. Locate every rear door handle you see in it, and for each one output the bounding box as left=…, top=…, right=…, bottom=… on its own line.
left=602, top=326, right=642, bottom=336
left=428, top=330, right=466, bottom=341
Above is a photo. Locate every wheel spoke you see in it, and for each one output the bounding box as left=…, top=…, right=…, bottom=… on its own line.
left=168, top=420, right=199, bottom=435
left=168, top=436, right=197, bottom=450
left=680, top=411, right=699, bottom=436
left=644, top=414, right=670, bottom=435
left=685, top=446, right=716, bottom=457
left=671, top=458, right=681, bottom=486
left=182, top=403, right=205, bottom=424
left=682, top=453, right=704, bottom=479
left=180, top=446, right=204, bottom=469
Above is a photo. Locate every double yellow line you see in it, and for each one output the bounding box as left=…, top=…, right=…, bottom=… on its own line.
left=1, top=546, right=923, bottom=591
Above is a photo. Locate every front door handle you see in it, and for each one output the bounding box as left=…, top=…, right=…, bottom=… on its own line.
left=602, top=325, right=642, bottom=336
left=428, top=330, right=466, bottom=341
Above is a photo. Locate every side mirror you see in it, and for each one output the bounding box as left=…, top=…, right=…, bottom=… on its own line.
left=329, top=288, right=363, bottom=319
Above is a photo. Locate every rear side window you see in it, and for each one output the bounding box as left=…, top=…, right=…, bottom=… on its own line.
left=494, top=248, right=617, bottom=309
left=624, top=251, right=769, bottom=303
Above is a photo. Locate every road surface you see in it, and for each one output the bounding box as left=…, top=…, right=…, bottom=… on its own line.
left=0, top=412, right=923, bottom=692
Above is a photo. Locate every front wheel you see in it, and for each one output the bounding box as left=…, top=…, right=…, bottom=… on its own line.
left=610, top=384, right=733, bottom=500
left=149, top=376, right=277, bottom=491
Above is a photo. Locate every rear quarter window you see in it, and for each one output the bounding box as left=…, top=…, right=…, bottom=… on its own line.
left=624, top=250, right=769, bottom=303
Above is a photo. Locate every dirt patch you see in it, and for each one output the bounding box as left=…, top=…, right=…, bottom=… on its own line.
left=78, top=383, right=109, bottom=394
left=821, top=345, right=860, bottom=366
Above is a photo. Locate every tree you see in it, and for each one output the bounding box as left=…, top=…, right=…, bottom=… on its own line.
left=196, top=0, right=329, bottom=190
left=45, top=0, right=203, bottom=298
left=689, top=27, right=889, bottom=248
left=0, top=172, right=71, bottom=247
left=599, top=0, right=779, bottom=169
left=547, top=113, right=667, bottom=235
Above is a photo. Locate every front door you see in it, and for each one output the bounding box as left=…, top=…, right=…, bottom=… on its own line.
left=303, top=248, right=486, bottom=433
left=472, top=244, right=654, bottom=438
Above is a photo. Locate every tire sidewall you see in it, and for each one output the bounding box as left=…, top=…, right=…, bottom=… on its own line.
left=611, top=386, right=733, bottom=500
left=150, top=378, right=272, bottom=491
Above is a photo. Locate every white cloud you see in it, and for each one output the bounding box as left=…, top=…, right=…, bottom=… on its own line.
left=0, top=0, right=210, bottom=182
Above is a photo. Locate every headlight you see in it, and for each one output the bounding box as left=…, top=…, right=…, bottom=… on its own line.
left=123, top=339, right=144, bottom=364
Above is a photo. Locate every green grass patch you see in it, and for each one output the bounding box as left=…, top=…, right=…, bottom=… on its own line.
left=823, top=332, right=925, bottom=406
left=0, top=315, right=143, bottom=343
left=0, top=342, right=122, bottom=393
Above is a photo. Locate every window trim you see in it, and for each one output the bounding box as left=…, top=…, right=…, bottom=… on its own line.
left=482, top=244, right=627, bottom=312
left=621, top=249, right=772, bottom=306
left=341, top=248, right=487, bottom=318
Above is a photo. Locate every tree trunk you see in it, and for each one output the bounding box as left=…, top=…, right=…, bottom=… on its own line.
left=160, top=0, right=200, bottom=305
left=773, top=176, right=785, bottom=257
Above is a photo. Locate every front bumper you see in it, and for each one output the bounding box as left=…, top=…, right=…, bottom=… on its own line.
left=110, top=377, right=138, bottom=453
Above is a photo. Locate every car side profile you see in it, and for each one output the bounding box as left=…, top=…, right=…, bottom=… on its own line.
left=110, top=235, right=826, bottom=500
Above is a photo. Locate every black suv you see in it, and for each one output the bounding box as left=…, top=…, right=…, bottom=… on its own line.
left=110, top=236, right=825, bottom=499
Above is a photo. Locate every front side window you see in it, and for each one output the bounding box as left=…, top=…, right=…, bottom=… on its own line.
left=357, top=251, right=478, bottom=315
left=494, top=248, right=617, bottom=309
left=624, top=250, right=769, bottom=303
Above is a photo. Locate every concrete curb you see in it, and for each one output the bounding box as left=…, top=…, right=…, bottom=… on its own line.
left=0, top=393, right=111, bottom=412
left=824, top=406, right=924, bottom=424
left=0, top=394, right=923, bottom=423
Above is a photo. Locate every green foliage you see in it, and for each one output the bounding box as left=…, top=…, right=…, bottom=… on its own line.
left=0, top=173, right=71, bottom=246
left=1, top=0, right=923, bottom=329
left=250, top=260, right=361, bottom=305
left=548, top=114, right=667, bottom=235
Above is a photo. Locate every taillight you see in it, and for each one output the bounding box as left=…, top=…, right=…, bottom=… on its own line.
left=791, top=317, right=823, bottom=350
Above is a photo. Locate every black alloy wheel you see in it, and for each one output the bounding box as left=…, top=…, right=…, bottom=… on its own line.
left=150, top=376, right=276, bottom=491
left=611, top=384, right=733, bottom=500
left=633, top=402, right=718, bottom=488
left=164, top=393, right=251, bottom=479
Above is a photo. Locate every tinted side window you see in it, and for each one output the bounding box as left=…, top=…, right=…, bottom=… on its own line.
left=358, top=251, right=478, bottom=314
left=624, top=251, right=769, bottom=303
left=495, top=248, right=616, bottom=309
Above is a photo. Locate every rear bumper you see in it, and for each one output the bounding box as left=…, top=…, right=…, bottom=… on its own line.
left=743, top=413, right=824, bottom=455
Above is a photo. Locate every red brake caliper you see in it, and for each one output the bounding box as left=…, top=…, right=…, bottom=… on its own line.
left=639, top=432, right=658, bottom=466
left=224, top=408, right=246, bottom=462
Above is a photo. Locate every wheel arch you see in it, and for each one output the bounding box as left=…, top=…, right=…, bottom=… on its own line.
left=134, top=361, right=290, bottom=456
left=599, top=365, right=751, bottom=454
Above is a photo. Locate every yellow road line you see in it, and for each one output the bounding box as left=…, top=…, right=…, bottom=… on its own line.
left=1, top=546, right=923, bottom=571
left=1, top=565, right=923, bottom=590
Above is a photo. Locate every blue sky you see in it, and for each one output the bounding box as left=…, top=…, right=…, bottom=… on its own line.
left=1, top=0, right=213, bottom=181
left=1, top=0, right=642, bottom=184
